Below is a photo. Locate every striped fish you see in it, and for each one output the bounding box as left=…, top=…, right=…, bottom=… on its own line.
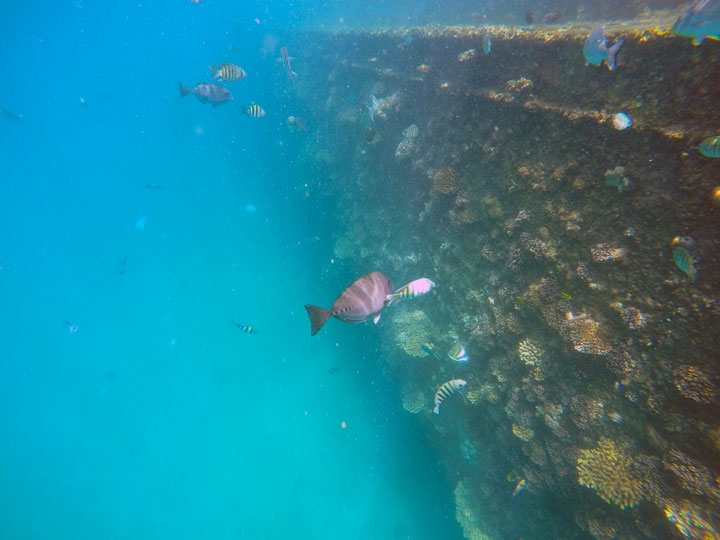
left=305, top=271, right=393, bottom=336
left=244, top=103, right=266, bottom=118
left=280, top=47, right=297, bottom=78
left=433, top=379, right=467, bottom=414
left=699, top=135, right=720, bottom=158
left=673, top=247, right=698, bottom=280
left=612, top=112, right=632, bottom=130
left=402, top=124, right=419, bottom=139
left=210, top=63, right=247, bottom=82
left=448, top=344, right=469, bottom=363
left=233, top=322, right=257, bottom=334
left=385, top=278, right=435, bottom=305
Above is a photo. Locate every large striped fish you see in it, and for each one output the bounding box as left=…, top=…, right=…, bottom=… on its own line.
left=280, top=47, right=297, bottom=78
left=210, top=63, right=247, bottom=81
left=433, top=379, right=467, bottom=414
left=304, top=271, right=393, bottom=336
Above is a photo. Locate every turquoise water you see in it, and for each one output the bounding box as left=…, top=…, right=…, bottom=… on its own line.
left=0, top=2, right=462, bottom=538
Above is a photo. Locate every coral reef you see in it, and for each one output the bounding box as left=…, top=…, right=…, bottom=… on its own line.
left=672, top=365, right=718, bottom=405
left=560, top=313, right=613, bottom=355
left=401, top=383, right=427, bottom=414
left=431, top=167, right=460, bottom=195
left=454, top=479, right=493, bottom=540
left=577, top=438, right=645, bottom=510
left=392, top=309, right=435, bottom=357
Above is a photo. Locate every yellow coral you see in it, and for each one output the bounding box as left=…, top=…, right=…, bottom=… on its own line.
left=431, top=167, right=460, bottom=194
left=512, top=423, right=534, bottom=441
left=518, top=339, right=543, bottom=365
left=663, top=450, right=719, bottom=497
left=664, top=498, right=720, bottom=540
left=392, top=309, right=434, bottom=357
left=673, top=365, right=717, bottom=404
left=561, top=313, right=612, bottom=355
left=577, top=437, right=644, bottom=509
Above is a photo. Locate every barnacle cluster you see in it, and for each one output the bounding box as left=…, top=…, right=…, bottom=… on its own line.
left=431, top=167, right=460, bottom=194
left=673, top=365, right=717, bottom=404
left=401, top=383, right=426, bottom=414
left=576, top=437, right=645, bottom=509
left=392, top=309, right=435, bottom=357
left=560, top=313, right=613, bottom=355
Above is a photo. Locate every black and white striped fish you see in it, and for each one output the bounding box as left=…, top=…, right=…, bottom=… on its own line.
left=210, top=63, right=247, bottom=81
left=433, top=379, right=467, bottom=414
left=385, top=278, right=435, bottom=305
left=280, top=47, right=297, bottom=78
left=233, top=322, right=258, bottom=334
left=244, top=103, right=266, bottom=118
left=305, top=271, right=393, bottom=336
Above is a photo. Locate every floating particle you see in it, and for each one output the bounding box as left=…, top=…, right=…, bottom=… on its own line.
left=612, top=112, right=632, bottom=130
left=699, top=136, right=720, bottom=158
left=673, top=247, right=698, bottom=280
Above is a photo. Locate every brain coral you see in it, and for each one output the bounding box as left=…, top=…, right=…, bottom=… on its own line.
left=577, top=437, right=644, bottom=509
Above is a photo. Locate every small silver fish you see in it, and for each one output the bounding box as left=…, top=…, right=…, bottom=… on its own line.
left=367, top=94, right=380, bottom=123
left=583, top=26, right=624, bottom=70
left=433, top=379, right=467, bottom=414
left=483, top=34, right=492, bottom=55
left=385, top=278, right=435, bottom=305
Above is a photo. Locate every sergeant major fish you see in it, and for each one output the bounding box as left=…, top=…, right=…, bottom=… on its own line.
left=280, top=47, right=297, bottom=78
left=233, top=322, right=258, bottom=334
left=210, top=63, right=247, bottom=81
left=385, top=278, right=435, bottom=305
left=583, top=26, right=624, bottom=70
left=672, top=0, right=720, bottom=44
left=178, top=82, right=233, bottom=106
left=244, top=103, right=266, bottom=118
left=304, top=271, right=393, bottom=336
left=433, top=379, right=467, bottom=414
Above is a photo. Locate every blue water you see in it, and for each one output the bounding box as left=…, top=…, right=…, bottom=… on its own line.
left=0, top=2, right=461, bottom=538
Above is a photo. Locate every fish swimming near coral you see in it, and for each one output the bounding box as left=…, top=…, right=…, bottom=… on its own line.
left=699, top=135, right=720, bottom=158
left=583, top=26, right=624, bottom=70
left=367, top=94, right=380, bottom=123
left=612, top=112, right=632, bottom=130
left=402, top=124, right=419, bottom=139
left=304, top=271, right=393, bottom=336
left=210, top=63, right=247, bottom=82
left=448, top=344, right=469, bottom=363
left=672, top=0, right=720, bottom=45
left=279, top=46, right=297, bottom=78
left=178, top=82, right=233, bottom=107
left=512, top=478, right=527, bottom=499
left=233, top=322, right=257, bottom=334
left=673, top=247, right=698, bottom=280
left=433, top=379, right=467, bottom=414
left=483, top=34, right=492, bottom=55
left=421, top=344, right=442, bottom=361
left=385, top=278, right=435, bottom=305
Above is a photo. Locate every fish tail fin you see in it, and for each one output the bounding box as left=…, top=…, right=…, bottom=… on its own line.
left=209, top=65, right=219, bottom=78
left=606, top=39, right=624, bottom=70
left=178, top=82, right=191, bottom=97
left=288, top=70, right=298, bottom=79
left=433, top=405, right=439, bottom=414
left=304, top=304, right=332, bottom=336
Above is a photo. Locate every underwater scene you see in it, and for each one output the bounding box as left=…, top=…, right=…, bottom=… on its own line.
left=1, top=0, right=719, bottom=539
